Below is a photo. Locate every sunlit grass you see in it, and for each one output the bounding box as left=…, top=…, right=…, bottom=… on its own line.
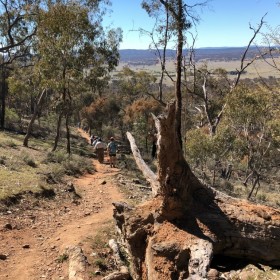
left=0, top=128, right=94, bottom=201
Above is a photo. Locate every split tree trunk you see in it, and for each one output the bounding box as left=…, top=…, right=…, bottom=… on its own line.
left=23, top=89, right=47, bottom=147
left=113, top=101, right=280, bottom=280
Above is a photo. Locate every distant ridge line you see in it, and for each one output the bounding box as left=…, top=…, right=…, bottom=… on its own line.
left=119, top=46, right=263, bottom=65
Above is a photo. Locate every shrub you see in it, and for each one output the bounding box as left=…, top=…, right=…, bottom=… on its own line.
left=63, top=155, right=93, bottom=176
left=5, top=108, right=20, bottom=129
left=257, top=193, right=267, bottom=202
left=22, top=154, right=37, bottom=168
left=5, top=140, right=17, bottom=148
left=0, top=156, right=7, bottom=165
left=94, top=259, right=107, bottom=271
left=48, top=165, right=66, bottom=183
left=56, top=254, right=68, bottom=263
left=45, top=151, right=68, bottom=164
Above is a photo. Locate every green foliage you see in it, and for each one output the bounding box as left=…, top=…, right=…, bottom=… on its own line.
left=62, top=155, right=94, bottom=176
left=257, top=193, right=267, bottom=202
left=47, top=165, right=65, bottom=183
left=5, top=108, right=20, bottom=128
left=5, top=139, right=17, bottom=148
left=56, top=254, right=68, bottom=263
left=115, top=67, right=159, bottom=105
left=46, top=151, right=69, bottom=164
left=44, top=151, right=94, bottom=178
left=185, top=128, right=212, bottom=167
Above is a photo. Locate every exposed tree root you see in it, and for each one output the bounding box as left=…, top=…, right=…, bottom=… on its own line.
left=113, top=101, right=280, bottom=279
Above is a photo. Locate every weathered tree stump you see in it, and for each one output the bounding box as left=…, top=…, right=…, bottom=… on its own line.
left=113, top=102, right=280, bottom=280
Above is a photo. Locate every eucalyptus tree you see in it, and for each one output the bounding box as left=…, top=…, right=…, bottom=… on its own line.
left=112, top=2, right=280, bottom=279
left=0, top=0, right=39, bottom=128
left=115, top=66, right=162, bottom=105
left=225, top=84, right=280, bottom=198
left=36, top=0, right=122, bottom=153
left=141, top=0, right=206, bottom=146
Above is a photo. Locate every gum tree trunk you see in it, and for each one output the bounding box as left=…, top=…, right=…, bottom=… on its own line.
left=113, top=101, right=280, bottom=280
left=23, top=89, right=47, bottom=147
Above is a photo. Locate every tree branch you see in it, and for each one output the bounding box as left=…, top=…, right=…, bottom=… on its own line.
left=126, top=131, right=160, bottom=196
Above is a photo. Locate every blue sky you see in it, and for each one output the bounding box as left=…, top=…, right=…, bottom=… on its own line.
left=103, top=0, right=280, bottom=49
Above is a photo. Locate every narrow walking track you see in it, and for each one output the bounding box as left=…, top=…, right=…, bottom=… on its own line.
left=0, top=131, right=123, bottom=279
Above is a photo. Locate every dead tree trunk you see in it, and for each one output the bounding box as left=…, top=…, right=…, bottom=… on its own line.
left=113, top=101, right=280, bottom=280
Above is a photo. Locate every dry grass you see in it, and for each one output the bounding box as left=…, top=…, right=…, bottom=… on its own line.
left=115, top=57, right=280, bottom=86
left=0, top=128, right=94, bottom=201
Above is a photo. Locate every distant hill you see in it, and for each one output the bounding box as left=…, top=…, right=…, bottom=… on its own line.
left=119, top=47, right=263, bottom=65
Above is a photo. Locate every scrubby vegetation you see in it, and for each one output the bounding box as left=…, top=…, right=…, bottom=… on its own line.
left=0, top=129, right=94, bottom=202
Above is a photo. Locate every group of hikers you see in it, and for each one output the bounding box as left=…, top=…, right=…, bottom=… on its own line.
left=90, top=135, right=118, bottom=168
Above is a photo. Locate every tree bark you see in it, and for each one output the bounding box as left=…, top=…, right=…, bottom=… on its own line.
left=114, top=101, right=280, bottom=280
left=52, top=111, right=63, bottom=152
left=66, top=111, right=71, bottom=154
left=23, top=89, right=46, bottom=147
left=0, top=71, right=7, bottom=129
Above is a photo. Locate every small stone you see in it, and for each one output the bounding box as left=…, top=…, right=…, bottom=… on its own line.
left=22, top=244, right=30, bottom=249
left=4, top=223, right=13, bottom=230
left=0, top=254, right=7, bottom=260
left=132, top=179, right=141, bottom=184
left=95, top=270, right=101, bottom=275
left=100, top=180, right=106, bottom=185
left=66, top=183, right=75, bottom=192
left=207, top=268, right=219, bottom=279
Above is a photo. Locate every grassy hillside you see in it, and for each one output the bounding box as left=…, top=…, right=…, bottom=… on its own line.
left=0, top=128, right=94, bottom=203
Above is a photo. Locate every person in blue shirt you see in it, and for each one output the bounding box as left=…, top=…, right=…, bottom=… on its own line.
left=107, top=137, right=118, bottom=168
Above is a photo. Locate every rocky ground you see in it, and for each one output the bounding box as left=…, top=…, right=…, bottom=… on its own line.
left=0, top=131, right=150, bottom=280
left=0, top=131, right=279, bottom=280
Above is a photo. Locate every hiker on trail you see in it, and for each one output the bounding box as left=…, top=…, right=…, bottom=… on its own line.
left=94, top=138, right=107, bottom=163
left=151, top=133, right=157, bottom=159
left=90, top=135, right=95, bottom=145
left=92, top=136, right=98, bottom=147
left=107, top=137, right=118, bottom=168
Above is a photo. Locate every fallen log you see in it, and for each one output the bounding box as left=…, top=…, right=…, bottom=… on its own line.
left=113, top=102, right=280, bottom=280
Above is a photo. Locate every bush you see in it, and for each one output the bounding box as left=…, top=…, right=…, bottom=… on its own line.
left=63, top=155, right=94, bottom=176
left=22, top=154, right=37, bottom=168
left=5, top=139, right=17, bottom=148
left=257, top=193, right=267, bottom=202
left=45, top=151, right=68, bottom=164
left=45, top=165, right=66, bottom=183
left=5, top=108, right=20, bottom=129
left=56, top=254, right=68, bottom=263
left=0, top=156, right=7, bottom=165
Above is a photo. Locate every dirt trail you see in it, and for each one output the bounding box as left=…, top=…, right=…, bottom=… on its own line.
left=0, top=130, right=124, bottom=280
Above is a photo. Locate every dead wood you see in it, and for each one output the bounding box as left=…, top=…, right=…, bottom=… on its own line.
left=126, top=131, right=160, bottom=196
left=102, top=266, right=130, bottom=280
left=114, top=101, right=280, bottom=280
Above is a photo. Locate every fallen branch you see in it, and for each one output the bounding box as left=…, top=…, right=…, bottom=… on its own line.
left=126, top=132, right=160, bottom=196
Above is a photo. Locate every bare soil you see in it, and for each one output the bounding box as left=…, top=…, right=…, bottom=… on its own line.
left=0, top=131, right=124, bottom=280
left=1, top=130, right=279, bottom=280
